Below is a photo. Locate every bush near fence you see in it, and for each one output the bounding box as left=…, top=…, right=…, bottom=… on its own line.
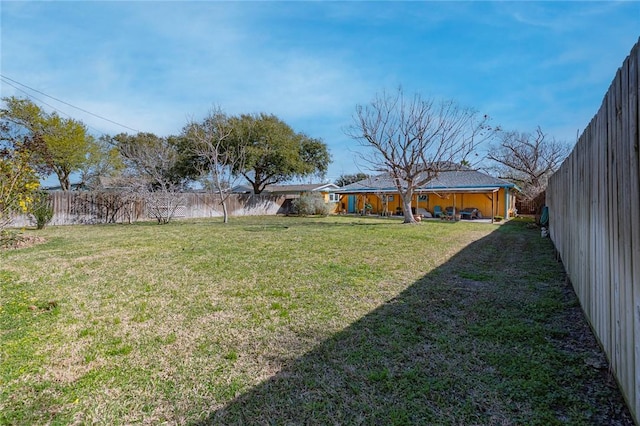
left=8, top=191, right=291, bottom=227
left=547, top=38, right=640, bottom=423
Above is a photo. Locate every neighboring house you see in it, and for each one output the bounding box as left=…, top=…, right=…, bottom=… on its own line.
left=335, top=167, right=519, bottom=220
left=232, top=183, right=341, bottom=212
left=233, top=183, right=339, bottom=198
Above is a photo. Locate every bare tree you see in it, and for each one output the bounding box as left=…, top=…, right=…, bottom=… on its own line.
left=346, top=88, right=496, bottom=224
left=113, top=133, right=185, bottom=224
left=487, top=127, right=571, bottom=203
left=183, top=110, right=245, bottom=223
left=70, top=191, right=126, bottom=224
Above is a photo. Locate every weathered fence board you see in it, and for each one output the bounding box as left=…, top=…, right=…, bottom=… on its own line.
left=630, top=44, right=640, bottom=420
left=9, top=192, right=291, bottom=227
left=547, top=38, right=640, bottom=423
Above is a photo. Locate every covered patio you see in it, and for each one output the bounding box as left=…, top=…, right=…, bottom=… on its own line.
left=334, top=168, right=519, bottom=222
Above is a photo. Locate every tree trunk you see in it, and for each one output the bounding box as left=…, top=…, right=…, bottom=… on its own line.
left=251, top=181, right=263, bottom=194
left=221, top=200, right=229, bottom=224
left=215, top=176, right=230, bottom=224
left=55, top=168, right=71, bottom=191
left=400, top=190, right=417, bottom=224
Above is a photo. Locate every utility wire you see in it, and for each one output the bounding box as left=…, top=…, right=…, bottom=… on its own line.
left=1, top=77, right=113, bottom=136
left=1, top=78, right=72, bottom=119
left=0, top=74, right=141, bottom=133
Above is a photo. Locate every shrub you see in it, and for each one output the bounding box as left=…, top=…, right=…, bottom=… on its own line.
left=0, top=155, right=40, bottom=232
left=29, top=191, right=54, bottom=230
left=291, top=192, right=330, bottom=216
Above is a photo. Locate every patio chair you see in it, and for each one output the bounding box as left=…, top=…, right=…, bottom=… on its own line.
left=460, top=207, right=479, bottom=220
left=433, top=205, right=443, bottom=218
left=444, top=206, right=455, bottom=218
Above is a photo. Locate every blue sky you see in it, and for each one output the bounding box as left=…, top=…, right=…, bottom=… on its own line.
left=1, top=1, right=639, bottom=185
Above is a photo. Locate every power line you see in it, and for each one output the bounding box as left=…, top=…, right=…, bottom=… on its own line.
left=1, top=77, right=112, bottom=136
left=0, top=74, right=141, bottom=133
left=1, top=78, right=72, bottom=118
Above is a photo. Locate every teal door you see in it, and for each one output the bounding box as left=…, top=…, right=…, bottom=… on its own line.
left=348, top=196, right=356, bottom=213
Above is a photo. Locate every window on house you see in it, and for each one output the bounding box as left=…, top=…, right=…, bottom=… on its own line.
left=328, top=193, right=340, bottom=202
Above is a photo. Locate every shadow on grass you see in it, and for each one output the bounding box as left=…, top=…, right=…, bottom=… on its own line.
left=196, top=220, right=632, bottom=425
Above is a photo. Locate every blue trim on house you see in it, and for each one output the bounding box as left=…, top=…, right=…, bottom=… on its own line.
left=425, top=184, right=516, bottom=189
left=335, top=185, right=514, bottom=194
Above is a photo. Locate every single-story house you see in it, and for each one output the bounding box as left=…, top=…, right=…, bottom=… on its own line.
left=232, top=182, right=340, bottom=203
left=335, top=167, right=519, bottom=220
left=233, top=182, right=338, bottom=196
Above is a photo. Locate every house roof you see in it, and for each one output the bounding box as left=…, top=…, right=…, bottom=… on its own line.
left=336, top=168, right=517, bottom=194
left=232, top=183, right=339, bottom=194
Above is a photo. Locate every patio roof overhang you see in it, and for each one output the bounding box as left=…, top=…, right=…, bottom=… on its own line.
left=335, top=185, right=504, bottom=195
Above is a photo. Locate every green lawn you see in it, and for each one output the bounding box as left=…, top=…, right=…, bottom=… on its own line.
left=0, top=216, right=632, bottom=425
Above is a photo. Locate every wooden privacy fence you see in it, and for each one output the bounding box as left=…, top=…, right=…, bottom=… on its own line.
left=10, top=191, right=291, bottom=227
left=547, top=38, right=640, bottom=423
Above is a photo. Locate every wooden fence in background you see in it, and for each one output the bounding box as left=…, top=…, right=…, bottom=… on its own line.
left=10, top=191, right=291, bottom=227
left=547, top=38, right=639, bottom=423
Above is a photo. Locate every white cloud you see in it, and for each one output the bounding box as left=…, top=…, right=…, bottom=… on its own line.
left=3, top=0, right=639, bottom=181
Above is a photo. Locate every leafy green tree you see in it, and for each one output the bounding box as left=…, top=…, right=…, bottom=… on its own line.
left=227, top=113, right=330, bottom=194
left=41, top=113, right=94, bottom=190
left=0, top=146, right=40, bottom=230
left=335, top=173, right=369, bottom=187
left=0, top=96, right=44, bottom=135
left=164, top=134, right=205, bottom=184
left=1, top=98, right=46, bottom=230
left=1, top=96, right=98, bottom=190
left=0, top=97, right=50, bottom=174
left=78, top=135, right=125, bottom=189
